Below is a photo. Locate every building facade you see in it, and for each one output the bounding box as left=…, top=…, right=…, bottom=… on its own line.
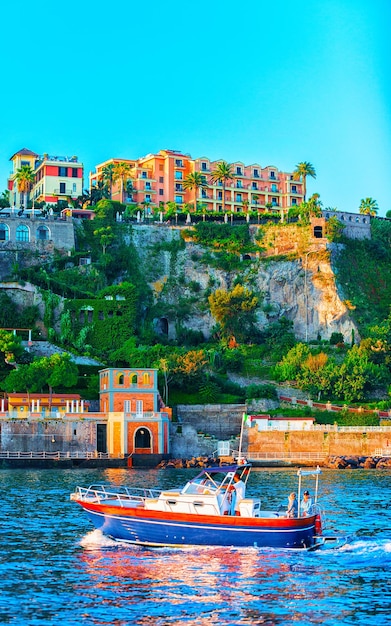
left=8, top=148, right=84, bottom=209
left=90, top=149, right=304, bottom=214
left=100, top=367, right=172, bottom=457
left=0, top=368, right=172, bottom=459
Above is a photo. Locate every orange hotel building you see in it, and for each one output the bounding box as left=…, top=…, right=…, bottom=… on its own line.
left=89, top=149, right=304, bottom=214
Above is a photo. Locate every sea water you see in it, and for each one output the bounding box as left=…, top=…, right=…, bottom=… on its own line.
left=0, top=467, right=390, bottom=625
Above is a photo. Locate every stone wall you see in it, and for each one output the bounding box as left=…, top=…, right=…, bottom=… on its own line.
left=247, top=428, right=389, bottom=457
left=0, top=419, right=103, bottom=455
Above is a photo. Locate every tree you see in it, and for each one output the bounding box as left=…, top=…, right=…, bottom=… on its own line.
left=0, top=330, right=24, bottom=364
left=112, top=162, right=133, bottom=203
left=208, top=284, right=258, bottom=342
left=14, top=164, right=35, bottom=209
left=90, top=180, right=110, bottom=204
left=101, top=164, right=115, bottom=199
left=0, top=190, right=10, bottom=209
left=210, top=162, right=235, bottom=213
left=183, top=172, right=208, bottom=213
left=93, top=226, right=114, bottom=254
left=359, top=197, right=378, bottom=216
left=293, top=162, right=316, bottom=201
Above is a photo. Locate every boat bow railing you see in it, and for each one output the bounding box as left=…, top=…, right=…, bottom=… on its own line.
left=71, top=484, right=160, bottom=506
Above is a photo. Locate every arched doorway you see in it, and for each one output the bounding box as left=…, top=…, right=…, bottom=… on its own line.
left=134, top=427, right=152, bottom=452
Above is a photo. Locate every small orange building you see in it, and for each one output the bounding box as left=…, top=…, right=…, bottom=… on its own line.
left=5, top=393, right=88, bottom=417
left=99, top=367, right=172, bottom=457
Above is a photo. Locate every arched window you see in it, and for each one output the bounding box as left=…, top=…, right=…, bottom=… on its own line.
left=16, top=224, right=30, bottom=242
left=313, top=225, right=323, bottom=239
left=131, top=374, right=137, bottom=385
left=143, top=372, right=150, bottom=385
left=118, top=374, right=124, bottom=385
left=37, top=225, right=49, bottom=240
left=0, top=223, right=9, bottom=241
left=135, top=428, right=151, bottom=449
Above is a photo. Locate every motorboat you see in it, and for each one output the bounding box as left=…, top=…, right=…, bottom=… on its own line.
left=71, top=464, right=325, bottom=550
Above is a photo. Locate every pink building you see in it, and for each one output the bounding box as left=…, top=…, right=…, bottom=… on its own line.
left=90, top=149, right=304, bottom=214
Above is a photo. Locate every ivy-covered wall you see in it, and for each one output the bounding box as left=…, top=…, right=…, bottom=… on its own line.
left=64, top=289, right=138, bottom=355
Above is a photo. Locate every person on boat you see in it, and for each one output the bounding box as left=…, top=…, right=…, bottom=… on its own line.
left=286, top=492, right=298, bottom=518
left=301, top=490, right=313, bottom=516
left=231, top=473, right=246, bottom=515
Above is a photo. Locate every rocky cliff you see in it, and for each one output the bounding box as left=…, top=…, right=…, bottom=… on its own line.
left=130, top=225, right=358, bottom=343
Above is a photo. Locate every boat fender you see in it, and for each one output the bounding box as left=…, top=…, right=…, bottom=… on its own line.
left=315, top=514, right=322, bottom=535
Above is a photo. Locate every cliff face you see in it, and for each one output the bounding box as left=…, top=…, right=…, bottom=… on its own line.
left=131, top=225, right=358, bottom=343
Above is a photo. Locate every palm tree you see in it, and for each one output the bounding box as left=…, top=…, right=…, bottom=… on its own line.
left=101, top=164, right=115, bottom=199
left=359, top=197, right=378, bottom=216
left=293, top=162, right=316, bottom=201
left=183, top=172, right=208, bottom=212
left=210, top=161, right=235, bottom=213
left=113, top=162, right=133, bottom=203
left=14, top=165, right=35, bottom=209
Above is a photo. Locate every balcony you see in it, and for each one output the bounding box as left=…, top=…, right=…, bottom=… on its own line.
left=53, top=187, right=76, bottom=196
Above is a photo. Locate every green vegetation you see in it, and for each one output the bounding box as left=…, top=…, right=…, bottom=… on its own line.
left=334, top=219, right=391, bottom=326
left=2, top=204, right=391, bottom=425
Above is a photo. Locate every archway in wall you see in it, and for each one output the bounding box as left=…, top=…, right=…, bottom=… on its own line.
left=242, top=254, right=252, bottom=261
left=313, top=225, right=323, bottom=238
left=157, top=317, right=169, bottom=335
left=134, top=427, right=152, bottom=451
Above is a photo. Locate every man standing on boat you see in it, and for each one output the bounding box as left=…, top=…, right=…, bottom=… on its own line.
left=231, top=473, right=246, bottom=515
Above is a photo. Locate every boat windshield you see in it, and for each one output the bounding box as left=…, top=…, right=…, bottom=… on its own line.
left=181, top=465, right=251, bottom=495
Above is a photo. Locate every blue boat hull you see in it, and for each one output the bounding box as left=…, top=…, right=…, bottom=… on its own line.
left=81, top=506, right=317, bottom=549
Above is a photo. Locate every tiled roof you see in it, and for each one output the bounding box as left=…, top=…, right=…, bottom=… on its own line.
left=9, top=148, right=39, bottom=160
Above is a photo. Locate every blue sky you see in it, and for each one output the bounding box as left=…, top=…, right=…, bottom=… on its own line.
left=2, top=0, right=390, bottom=215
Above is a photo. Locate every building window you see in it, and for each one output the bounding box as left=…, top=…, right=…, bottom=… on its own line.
left=118, top=374, right=124, bottom=385
left=201, top=189, right=208, bottom=198
left=175, top=159, right=183, bottom=167
left=291, top=185, right=297, bottom=193
left=236, top=180, right=242, bottom=188
left=253, top=169, right=259, bottom=178
left=252, top=182, right=258, bottom=190
left=174, top=171, right=183, bottom=180
left=145, top=194, right=151, bottom=203
left=16, top=224, right=30, bottom=242
left=37, top=225, right=49, bottom=240
left=218, top=191, right=222, bottom=200
left=0, top=223, right=9, bottom=241
left=175, top=183, right=183, bottom=191
left=131, top=374, right=137, bottom=384
left=270, top=171, right=276, bottom=179
left=236, top=166, right=242, bottom=175
left=145, top=182, right=151, bottom=190
left=236, top=193, right=242, bottom=202
left=201, top=162, right=208, bottom=171
left=159, top=189, right=164, bottom=196
left=271, top=197, right=278, bottom=205
left=60, top=182, right=66, bottom=194
left=72, top=168, right=78, bottom=177
left=175, top=195, right=183, bottom=204
left=58, top=166, right=67, bottom=177
left=159, top=176, right=164, bottom=183
left=72, top=183, right=76, bottom=192
left=141, top=171, right=147, bottom=178
left=271, top=184, right=277, bottom=192
left=291, top=198, right=297, bottom=205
